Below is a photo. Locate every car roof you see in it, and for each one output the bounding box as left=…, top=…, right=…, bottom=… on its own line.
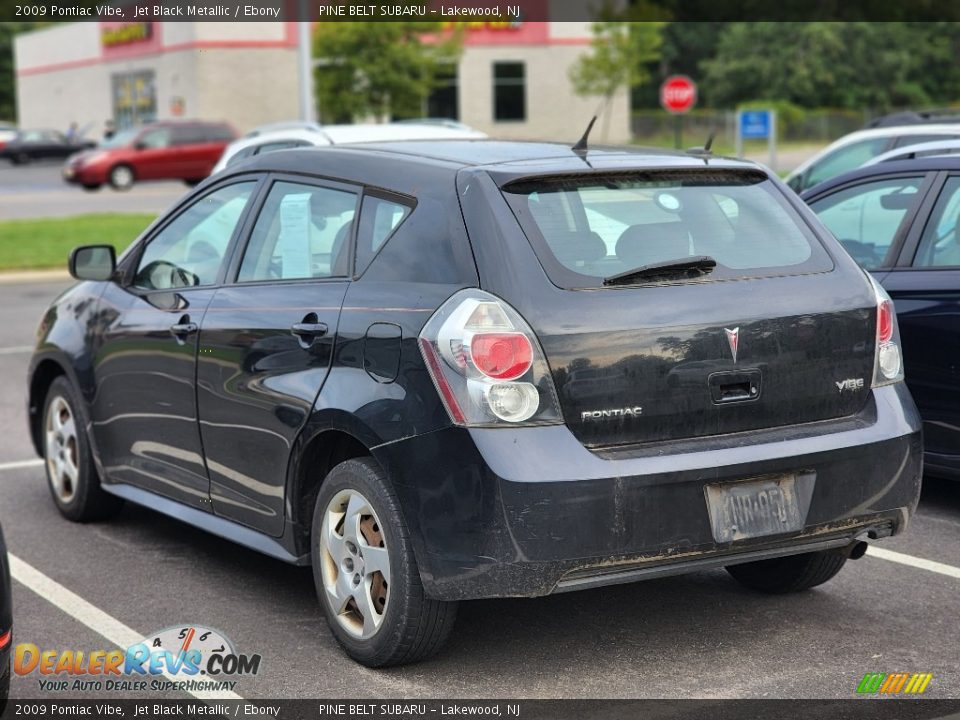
left=221, top=140, right=764, bottom=194
left=800, top=154, right=960, bottom=199
left=786, top=124, right=960, bottom=181
left=328, top=140, right=762, bottom=178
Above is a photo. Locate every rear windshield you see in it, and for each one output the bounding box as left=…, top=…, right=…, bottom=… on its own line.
left=502, top=171, right=833, bottom=288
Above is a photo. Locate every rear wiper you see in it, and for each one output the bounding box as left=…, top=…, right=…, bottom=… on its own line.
left=603, top=256, right=717, bottom=286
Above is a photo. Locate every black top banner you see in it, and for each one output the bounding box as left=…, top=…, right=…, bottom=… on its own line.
left=5, top=0, right=960, bottom=23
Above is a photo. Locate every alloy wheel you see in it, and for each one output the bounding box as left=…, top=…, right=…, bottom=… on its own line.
left=45, top=395, right=79, bottom=504
left=318, top=489, right=390, bottom=639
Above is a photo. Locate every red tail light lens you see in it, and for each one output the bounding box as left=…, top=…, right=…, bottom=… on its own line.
left=0, top=629, right=10, bottom=649
left=470, top=333, right=533, bottom=380
left=878, top=299, right=894, bottom=343
left=420, top=290, right=563, bottom=426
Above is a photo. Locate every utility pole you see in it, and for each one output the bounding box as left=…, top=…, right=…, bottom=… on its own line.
left=297, top=2, right=315, bottom=123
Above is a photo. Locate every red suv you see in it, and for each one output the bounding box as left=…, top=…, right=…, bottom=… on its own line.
left=63, top=120, right=236, bottom=191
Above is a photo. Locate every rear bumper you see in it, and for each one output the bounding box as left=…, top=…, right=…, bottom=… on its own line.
left=375, top=383, right=922, bottom=601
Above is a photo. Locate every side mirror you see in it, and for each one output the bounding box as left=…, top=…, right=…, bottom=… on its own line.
left=134, top=140, right=148, bottom=151
left=69, top=245, right=116, bottom=281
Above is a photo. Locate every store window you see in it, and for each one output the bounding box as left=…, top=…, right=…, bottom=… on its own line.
left=112, top=71, right=156, bottom=129
left=493, top=62, right=525, bottom=122
left=427, top=65, right=459, bottom=121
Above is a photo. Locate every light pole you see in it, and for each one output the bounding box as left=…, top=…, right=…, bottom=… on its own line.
left=297, top=1, right=315, bottom=123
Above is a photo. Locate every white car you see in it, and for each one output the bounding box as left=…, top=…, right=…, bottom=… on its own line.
left=862, top=138, right=960, bottom=166
left=0, top=123, right=17, bottom=150
left=212, top=122, right=487, bottom=175
left=786, top=123, right=960, bottom=192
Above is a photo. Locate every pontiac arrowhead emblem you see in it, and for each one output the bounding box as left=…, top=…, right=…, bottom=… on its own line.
left=724, top=327, right=740, bottom=363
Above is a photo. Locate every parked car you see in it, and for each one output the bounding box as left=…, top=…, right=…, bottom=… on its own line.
left=0, top=524, right=11, bottom=705
left=0, top=123, right=17, bottom=151
left=62, top=120, right=236, bottom=191
left=244, top=120, right=323, bottom=138
left=862, top=138, right=960, bottom=166
left=786, top=124, right=960, bottom=192
left=865, top=109, right=960, bottom=128
left=29, top=141, right=921, bottom=667
left=0, top=129, right=94, bottom=164
left=802, top=155, right=960, bottom=479
left=211, top=122, right=486, bottom=174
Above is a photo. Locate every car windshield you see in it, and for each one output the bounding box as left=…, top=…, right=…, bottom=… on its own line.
left=502, top=171, right=833, bottom=288
left=99, top=128, right=139, bottom=148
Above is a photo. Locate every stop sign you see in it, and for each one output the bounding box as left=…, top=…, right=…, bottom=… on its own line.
left=660, top=75, right=697, bottom=114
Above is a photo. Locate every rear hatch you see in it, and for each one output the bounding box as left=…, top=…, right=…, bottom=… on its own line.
left=493, top=168, right=876, bottom=448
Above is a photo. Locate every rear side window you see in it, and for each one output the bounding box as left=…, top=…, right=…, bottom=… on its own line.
left=503, top=172, right=832, bottom=288
left=237, top=181, right=358, bottom=282
left=354, top=195, right=412, bottom=275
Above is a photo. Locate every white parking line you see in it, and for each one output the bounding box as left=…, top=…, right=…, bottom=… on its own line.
left=0, top=459, right=43, bottom=472
left=868, top=546, right=960, bottom=580
left=8, top=554, right=244, bottom=701
left=0, top=346, right=33, bottom=356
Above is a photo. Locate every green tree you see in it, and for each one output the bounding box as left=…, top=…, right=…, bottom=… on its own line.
left=702, top=22, right=948, bottom=111
left=0, top=23, right=44, bottom=121
left=312, top=19, right=462, bottom=123
left=570, top=21, right=664, bottom=107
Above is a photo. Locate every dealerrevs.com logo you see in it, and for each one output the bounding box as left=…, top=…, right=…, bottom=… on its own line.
left=856, top=672, right=933, bottom=695
left=15, top=625, right=261, bottom=693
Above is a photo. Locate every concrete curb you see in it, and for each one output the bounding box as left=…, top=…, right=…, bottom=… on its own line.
left=0, top=270, right=71, bottom=285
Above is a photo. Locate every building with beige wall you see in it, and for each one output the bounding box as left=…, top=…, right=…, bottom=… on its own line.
left=15, top=22, right=300, bottom=136
left=14, top=20, right=629, bottom=144
left=449, top=22, right=630, bottom=143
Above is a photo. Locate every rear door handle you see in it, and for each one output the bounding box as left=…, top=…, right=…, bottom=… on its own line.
left=291, top=322, right=328, bottom=338
left=170, top=316, right=198, bottom=341
left=291, top=313, right=328, bottom=348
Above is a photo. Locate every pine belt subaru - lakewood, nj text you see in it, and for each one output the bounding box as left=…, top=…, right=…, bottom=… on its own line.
left=28, top=140, right=922, bottom=667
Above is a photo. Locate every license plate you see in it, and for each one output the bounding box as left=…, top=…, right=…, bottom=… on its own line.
left=705, top=474, right=805, bottom=543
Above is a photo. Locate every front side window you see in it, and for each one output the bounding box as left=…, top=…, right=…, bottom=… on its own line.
left=493, top=62, right=525, bottom=122
left=803, top=138, right=888, bottom=189
left=809, top=176, right=923, bottom=270
left=134, top=182, right=255, bottom=290
left=238, top=181, right=358, bottom=282
left=503, top=171, right=833, bottom=288
left=913, top=176, right=960, bottom=267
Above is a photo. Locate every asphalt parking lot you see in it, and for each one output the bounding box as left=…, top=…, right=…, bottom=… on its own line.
left=0, top=279, right=958, bottom=701
left=0, top=163, right=185, bottom=220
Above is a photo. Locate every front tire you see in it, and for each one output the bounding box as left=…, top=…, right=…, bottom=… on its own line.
left=311, top=457, right=457, bottom=667
left=42, top=377, right=123, bottom=522
left=108, top=164, right=134, bottom=190
left=726, top=550, right=847, bottom=594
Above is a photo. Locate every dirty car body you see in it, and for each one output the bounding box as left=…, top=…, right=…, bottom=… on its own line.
left=29, top=143, right=921, bottom=611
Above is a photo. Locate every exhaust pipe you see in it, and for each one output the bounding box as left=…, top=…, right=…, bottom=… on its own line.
left=845, top=540, right=869, bottom=560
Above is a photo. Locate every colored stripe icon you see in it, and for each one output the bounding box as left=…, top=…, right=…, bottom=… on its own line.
left=857, top=672, right=933, bottom=694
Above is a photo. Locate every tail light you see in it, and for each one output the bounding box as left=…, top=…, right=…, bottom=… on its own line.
left=869, top=275, right=904, bottom=387
left=419, top=289, right=563, bottom=426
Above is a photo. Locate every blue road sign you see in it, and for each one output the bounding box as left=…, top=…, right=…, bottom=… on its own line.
left=740, top=110, right=772, bottom=140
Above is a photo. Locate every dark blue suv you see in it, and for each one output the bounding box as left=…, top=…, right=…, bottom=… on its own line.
left=804, top=155, right=960, bottom=480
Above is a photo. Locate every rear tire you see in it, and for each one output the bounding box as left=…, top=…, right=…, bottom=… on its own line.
left=0, top=661, right=8, bottom=714
left=108, top=164, right=134, bottom=190
left=42, top=376, right=123, bottom=522
left=726, top=550, right=847, bottom=594
left=311, top=457, right=457, bottom=667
